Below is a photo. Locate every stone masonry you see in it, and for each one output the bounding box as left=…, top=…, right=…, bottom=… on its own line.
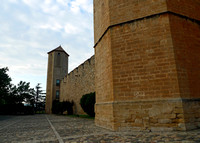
left=45, top=0, right=200, bottom=132
left=45, top=46, right=69, bottom=114
left=60, top=56, right=95, bottom=115
left=45, top=46, right=95, bottom=115
left=94, top=0, right=200, bottom=131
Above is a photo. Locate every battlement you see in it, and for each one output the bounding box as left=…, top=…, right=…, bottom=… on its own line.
left=64, top=55, right=95, bottom=80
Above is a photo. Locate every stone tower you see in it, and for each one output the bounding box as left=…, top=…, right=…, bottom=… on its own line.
left=94, top=0, right=200, bottom=131
left=45, top=46, right=69, bottom=114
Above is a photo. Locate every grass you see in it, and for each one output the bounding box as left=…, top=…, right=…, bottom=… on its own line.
left=66, top=114, right=95, bottom=119
left=35, top=111, right=45, bottom=114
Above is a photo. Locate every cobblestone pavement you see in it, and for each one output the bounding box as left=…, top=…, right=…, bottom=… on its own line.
left=0, top=114, right=199, bottom=143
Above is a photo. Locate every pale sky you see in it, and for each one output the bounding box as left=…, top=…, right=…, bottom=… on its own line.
left=0, top=0, right=94, bottom=91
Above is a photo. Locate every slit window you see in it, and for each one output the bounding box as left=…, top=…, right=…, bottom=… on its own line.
left=56, top=53, right=61, bottom=67
left=56, top=79, right=60, bottom=86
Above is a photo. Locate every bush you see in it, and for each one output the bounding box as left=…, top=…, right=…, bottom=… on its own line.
left=52, top=100, right=62, bottom=114
left=62, top=100, right=74, bottom=115
left=52, top=100, right=74, bottom=115
left=24, top=106, right=34, bottom=115
left=80, top=92, right=95, bottom=117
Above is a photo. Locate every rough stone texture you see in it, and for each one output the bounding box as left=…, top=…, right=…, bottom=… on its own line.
left=96, top=99, right=200, bottom=131
left=45, top=46, right=69, bottom=114
left=94, top=0, right=200, bottom=131
left=60, top=56, right=95, bottom=115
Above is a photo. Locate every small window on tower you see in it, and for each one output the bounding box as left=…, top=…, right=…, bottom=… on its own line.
left=56, top=90, right=60, bottom=99
left=56, top=52, right=61, bottom=67
left=56, top=79, right=60, bottom=86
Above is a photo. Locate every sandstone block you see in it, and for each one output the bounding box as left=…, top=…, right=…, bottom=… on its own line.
left=150, top=127, right=174, bottom=132
left=177, top=114, right=184, bottom=119
left=141, top=104, right=152, bottom=109
left=158, top=119, right=172, bottom=124
left=150, top=118, right=158, bottom=124
left=178, top=123, right=186, bottom=131
left=149, top=108, right=162, bottom=117
left=135, top=118, right=143, bottom=124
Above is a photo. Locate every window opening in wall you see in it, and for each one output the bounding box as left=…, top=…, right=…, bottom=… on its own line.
left=56, top=79, right=60, bottom=86
left=56, top=90, right=60, bottom=99
left=56, top=52, right=61, bottom=67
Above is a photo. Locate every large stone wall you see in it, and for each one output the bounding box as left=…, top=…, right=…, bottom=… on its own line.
left=60, top=56, right=95, bottom=115
left=46, top=0, right=200, bottom=132
left=94, top=0, right=200, bottom=131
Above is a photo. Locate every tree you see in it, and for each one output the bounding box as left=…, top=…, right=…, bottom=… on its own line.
left=34, top=83, right=46, bottom=113
left=0, top=67, right=11, bottom=105
left=7, top=81, right=35, bottom=105
left=17, top=81, right=35, bottom=105
left=0, top=67, right=36, bottom=115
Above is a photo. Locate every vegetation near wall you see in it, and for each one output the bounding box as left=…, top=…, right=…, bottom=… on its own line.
left=52, top=100, right=74, bottom=115
left=80, top=92, right=95, bottom=117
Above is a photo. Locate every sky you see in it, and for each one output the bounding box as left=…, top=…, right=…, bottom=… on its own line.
left=0, top=0, right=94, bottom=91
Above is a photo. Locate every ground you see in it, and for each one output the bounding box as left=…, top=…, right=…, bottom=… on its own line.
left=0, top=114, right=199, bottom=143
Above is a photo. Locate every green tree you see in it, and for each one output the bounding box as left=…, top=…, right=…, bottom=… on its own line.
left=35, top=83, right=46, bottom=112
left=15, top=81, right=35, bottom=105
left=0, top=67, right=11, bottom=105
left=0, top=67, right=36, bottom=114
left=5, top=81, right=35, bottom=105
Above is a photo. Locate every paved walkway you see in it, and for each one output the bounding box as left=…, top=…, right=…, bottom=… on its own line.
left=0, top=114, right=199, bottom=143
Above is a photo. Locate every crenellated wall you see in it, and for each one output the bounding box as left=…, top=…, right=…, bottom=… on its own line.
left=60, top=56, right=95, bottom=115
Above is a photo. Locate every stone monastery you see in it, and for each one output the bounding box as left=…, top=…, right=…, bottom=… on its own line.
left=46, top=0, right=200, bottom=131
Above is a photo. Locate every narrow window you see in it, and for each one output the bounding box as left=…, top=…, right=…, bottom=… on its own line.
left=56, top=90, right=60, bottom=99
left=56, top=52, right=61, bottom=67
left=56, top=79, right=60, bottom=86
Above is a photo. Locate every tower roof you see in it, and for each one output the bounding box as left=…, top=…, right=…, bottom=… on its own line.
left=48, top=45, right=69, bottom=56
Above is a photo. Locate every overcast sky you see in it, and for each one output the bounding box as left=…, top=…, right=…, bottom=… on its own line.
left=0, top=0, right=94, bottom=91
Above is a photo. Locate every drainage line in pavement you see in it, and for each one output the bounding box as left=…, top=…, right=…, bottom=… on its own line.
left=45, top=115, right=64, bottom=143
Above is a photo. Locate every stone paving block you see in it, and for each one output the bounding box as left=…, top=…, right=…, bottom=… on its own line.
left=0, top=114, right=200, bottom=142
